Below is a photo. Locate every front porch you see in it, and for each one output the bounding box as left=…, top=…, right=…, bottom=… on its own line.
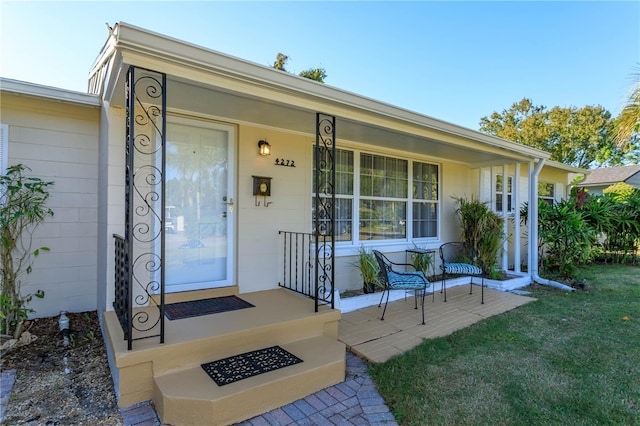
left=104, top=281, right=536, bottom=425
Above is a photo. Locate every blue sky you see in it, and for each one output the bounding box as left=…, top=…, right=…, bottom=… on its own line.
left=1, top=1, right=638, bottom=130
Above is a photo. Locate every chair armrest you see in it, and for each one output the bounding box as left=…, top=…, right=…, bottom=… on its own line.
left=388, top=261, right=417, bottom=270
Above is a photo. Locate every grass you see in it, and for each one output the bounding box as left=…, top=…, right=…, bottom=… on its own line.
left=369, top=264, right=640, bottom=425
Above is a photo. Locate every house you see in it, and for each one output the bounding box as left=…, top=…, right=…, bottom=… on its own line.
left=571, top=164, right=640, bottom=195
left=0, top=22, right=584, bottom=425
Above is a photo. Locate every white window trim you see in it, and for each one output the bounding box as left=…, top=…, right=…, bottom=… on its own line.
left=538, top=181, right=556, bottom=205
left=0, top=124, right=8, bottom=175
left=313, top=145, right=442, bottom=256
left=493, top=173, right=515, bottom=214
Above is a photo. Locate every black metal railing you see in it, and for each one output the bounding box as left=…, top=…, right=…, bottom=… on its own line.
left=113, top=234, right=130, bottom=342
left=278, top=231, right=334, bottom=312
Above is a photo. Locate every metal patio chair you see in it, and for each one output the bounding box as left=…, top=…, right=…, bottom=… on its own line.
left=439, top=242, right=485, bottom=303
left=373, top=250, right=431, bottom=325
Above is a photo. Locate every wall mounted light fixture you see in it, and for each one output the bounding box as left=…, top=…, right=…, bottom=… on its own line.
left=258, top=140, right=271, bottom=156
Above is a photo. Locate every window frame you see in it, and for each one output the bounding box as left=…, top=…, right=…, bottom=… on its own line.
left=312, top=145, right=441, bottom=252
left=538, top=181, right=556, bottom=206
left=494, top=174, right=514, bottom=213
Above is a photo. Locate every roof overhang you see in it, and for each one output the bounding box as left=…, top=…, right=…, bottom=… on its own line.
left=89, top=22, right=551, bottom=167
left=0, top=78, right=101, bottom=108
left=545, top=160, right=589, bottom=175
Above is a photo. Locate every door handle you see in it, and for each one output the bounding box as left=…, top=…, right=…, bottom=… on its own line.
left=223, top=197, right=233, bottom=213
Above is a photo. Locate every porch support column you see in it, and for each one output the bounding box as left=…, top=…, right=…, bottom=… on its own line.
left=513, top=162, right=521, bottom=273
left=315, top=113, right=336, bottom=311
left=118, top=66, right=167, bottom=350
left=527, top=161, right=535, bottom=275
left=529, top=159, right=544, bottom=280
left=501, top=164, right=508, bottom=271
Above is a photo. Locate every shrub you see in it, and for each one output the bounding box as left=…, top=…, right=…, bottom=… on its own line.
left=454, top=197, right=504, bottom=275
left=1, top=165, right=54, bottom=339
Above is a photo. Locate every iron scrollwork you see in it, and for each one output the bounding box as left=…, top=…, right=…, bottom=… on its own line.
left=116, top=66, right=166, bottom=350
left=314, top=113, right=336, bottom=310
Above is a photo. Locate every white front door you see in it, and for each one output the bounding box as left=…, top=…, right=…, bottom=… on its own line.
left=165, top=116, right=235, bottom=292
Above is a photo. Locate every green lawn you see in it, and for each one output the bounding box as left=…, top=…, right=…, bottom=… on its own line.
left=369, top=264, right=640, bottom=425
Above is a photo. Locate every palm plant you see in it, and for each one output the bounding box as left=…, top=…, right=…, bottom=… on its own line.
left=453, top=197, right=504, bottom=275
left=613, top=65, right=640, bottom=151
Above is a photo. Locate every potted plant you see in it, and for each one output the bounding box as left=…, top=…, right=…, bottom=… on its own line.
left=355, top=246, right=379, bottom=294
left=410, top=246, right=433, bottom=278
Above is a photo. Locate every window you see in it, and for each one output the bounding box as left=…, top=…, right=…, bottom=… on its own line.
left=313, top=147, right=439, bottom=244
left=538, top=182, right=555, bottom=205
left=0, top=124, right=7, bottom=175
left=495, top=175, right=513, bottom=212
left=412, top=162, right=438, bottom=238
left=359, top=153, right=408, bottom=240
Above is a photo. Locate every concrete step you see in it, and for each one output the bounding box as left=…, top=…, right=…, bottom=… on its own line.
left=153, top=335, right=346, bottom=426
left=104, top=289, right=343, bottom=408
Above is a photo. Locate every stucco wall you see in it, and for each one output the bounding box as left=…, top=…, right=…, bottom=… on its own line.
left=1, top=93, right=100, bottom=318
left=236, top=125, right=314, bottom=294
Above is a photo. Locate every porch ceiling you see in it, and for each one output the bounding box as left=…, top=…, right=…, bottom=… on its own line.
left=110, top=73, right=526, bottom=166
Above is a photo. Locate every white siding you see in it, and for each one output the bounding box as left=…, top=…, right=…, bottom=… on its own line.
left=0, top=124, right=7, bottom=174
left=2, top=93, right=100, bottom=318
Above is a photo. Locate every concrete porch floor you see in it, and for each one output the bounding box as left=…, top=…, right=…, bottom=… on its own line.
left=339, top=285, right=536, bottom=363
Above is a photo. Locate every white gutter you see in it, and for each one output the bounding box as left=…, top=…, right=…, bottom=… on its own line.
left=528, top=159, right=574, bottom=291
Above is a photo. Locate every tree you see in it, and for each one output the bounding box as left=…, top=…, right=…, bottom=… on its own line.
left=273, top=53, right=288, bottom=72
left=479, top=98, right=634, bottom=168
left=298, top=68, right=327, bottom=83
left=272, top=52, right=327, bottom=83
left=613, top=66, right=640, bottom=151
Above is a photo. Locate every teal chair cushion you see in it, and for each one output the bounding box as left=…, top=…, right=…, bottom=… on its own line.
left=387, top=271, right=430, bottom=290
left=442, top=263, right=482, bottom=275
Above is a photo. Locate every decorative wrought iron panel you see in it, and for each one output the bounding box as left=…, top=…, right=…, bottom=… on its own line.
left=118, top=66, right=166, bottom=350
left=314, top=113, right=336, bottom=311
left=113, top=234, right=129, bottom=339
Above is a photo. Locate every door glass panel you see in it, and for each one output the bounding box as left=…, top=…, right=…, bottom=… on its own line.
left=165, top=120, right=233, bottom=291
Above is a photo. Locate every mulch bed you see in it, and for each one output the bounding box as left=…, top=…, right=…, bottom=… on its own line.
left=0, top=311, right=122, bottom=425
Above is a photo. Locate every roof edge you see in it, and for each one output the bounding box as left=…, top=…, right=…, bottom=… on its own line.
left=111, top=22, right=550, bottom=161
left=0, top=78, right=101, bottom=107
left=545, top=160, right=589, bottom=174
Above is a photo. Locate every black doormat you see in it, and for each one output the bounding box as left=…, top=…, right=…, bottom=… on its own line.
left=164, top=295, right=254, bottom=320
left=201, top=346, right=303, bottom=386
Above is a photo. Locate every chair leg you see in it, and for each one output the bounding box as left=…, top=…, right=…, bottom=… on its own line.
left=469, top=276, right=473, bottom=295
left=414, top=290, right=418, bottom=309
left=378, top=287, right=387, bottom=308
left=380, top=288, right=391, bottom=321
left=481, top=276, right=485, bottom=304
left=443, top=274, right=447, bottom=302
left=420, top=288, right=426, bottom=325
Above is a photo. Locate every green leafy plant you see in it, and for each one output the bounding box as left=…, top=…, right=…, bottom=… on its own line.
left=454, top=196, right=505, bottom=275
left=1, top=164, right=54, bottom=339
left=410, top=246, right=433, bottom=278
left=353, top=246, right=380, bottom=294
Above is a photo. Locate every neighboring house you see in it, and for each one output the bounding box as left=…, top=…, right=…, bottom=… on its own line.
left=0, top=22, right=585, bottom=424
left=570, top=165, right=640, bottom=195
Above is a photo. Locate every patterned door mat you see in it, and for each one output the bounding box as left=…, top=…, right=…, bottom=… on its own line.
left=164, top=295, right=254, bottom=320
left=201, top=346, right=303, bottom=386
